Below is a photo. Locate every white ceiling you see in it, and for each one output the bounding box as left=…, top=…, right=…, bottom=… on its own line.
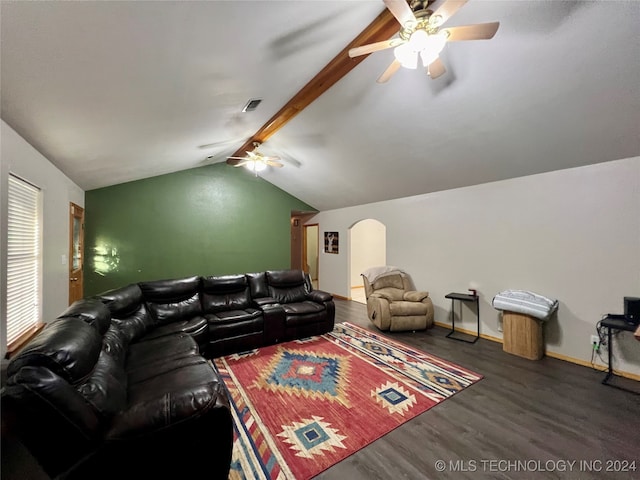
left=2, top=0, right=639, bottom=211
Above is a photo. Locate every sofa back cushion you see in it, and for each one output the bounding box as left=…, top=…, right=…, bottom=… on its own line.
left=8, top=318, right=102, bottom=381
left=57, top=298, right=111, bottom=335
left=98, top=283, right=144, bottom=317
left=372, top=273, right=405, bottom=291
left=98, top=284, right=153, bottom=342
left=266, top=270, right=307, bottom=304
left=202, top=275, right=252, bottom=313
left=139, top=276, right=202, bottom=325
left=246, top=272, right=269, bottom=299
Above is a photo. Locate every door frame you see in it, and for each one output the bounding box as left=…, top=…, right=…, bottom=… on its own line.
left=69, top=202, right=84, bottom=304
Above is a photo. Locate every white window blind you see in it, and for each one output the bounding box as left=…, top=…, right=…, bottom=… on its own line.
left=7, top=174, right=41, bottom=345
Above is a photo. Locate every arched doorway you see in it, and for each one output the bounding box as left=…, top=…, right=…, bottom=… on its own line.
left=349, top=219, right=386, bottom=303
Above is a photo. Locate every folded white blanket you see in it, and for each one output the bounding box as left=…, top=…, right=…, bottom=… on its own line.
left=361, top=266, right=404, bottom=283
left=492, top=289, right=558, bottom=321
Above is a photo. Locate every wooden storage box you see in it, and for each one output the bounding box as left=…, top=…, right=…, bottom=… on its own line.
left=502, top=311, right=544, bottom=360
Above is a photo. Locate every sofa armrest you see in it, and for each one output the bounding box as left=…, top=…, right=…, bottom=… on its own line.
left=306, top=290, right=332, bottom=303
left=254, top=297, right=278, bottom=307
left=403, top=291, right=430, bottom=302
left=371, top=289, right=403, bottom=302
left=67, top=381, right=232, bottom=480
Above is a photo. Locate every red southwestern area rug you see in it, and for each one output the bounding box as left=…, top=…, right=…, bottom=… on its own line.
left=213, top=322, right=483, bottom=480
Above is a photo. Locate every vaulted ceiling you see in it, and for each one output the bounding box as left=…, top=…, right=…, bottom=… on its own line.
left=2, top=1, right=639, bottom=211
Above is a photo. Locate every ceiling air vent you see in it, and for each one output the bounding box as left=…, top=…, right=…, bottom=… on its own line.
left=242, top=98, right=262, bottom=112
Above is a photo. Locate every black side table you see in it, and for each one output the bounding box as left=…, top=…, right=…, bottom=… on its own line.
left=445, top=293, right=479, bottom=344
left=599, top=314, right=639, bottom=394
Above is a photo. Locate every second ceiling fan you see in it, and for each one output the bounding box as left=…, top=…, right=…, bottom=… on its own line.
left=227, top=142, right=284, bottom=174
left=349, top=0, right=499, bottom=83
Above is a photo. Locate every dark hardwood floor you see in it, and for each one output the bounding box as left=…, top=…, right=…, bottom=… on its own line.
left=2, top=299, right=638, bottom=479
left=317, top=300, right=639, bottom=480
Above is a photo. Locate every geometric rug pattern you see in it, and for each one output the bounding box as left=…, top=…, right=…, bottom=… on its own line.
left=213, top=322, right=483, bottom=480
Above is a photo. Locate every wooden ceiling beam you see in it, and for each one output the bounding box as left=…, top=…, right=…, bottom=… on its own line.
left=228, top=7, right=399, bottom=163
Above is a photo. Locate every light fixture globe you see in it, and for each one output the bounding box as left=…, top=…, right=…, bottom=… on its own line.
left=393, top=43, right=418, bottom=69
left=245, top=160, right=267, bottom=172
left=408, top=29, right=430, bottom=51
left=420, top=32, right=447, bottom=65
left=394, top=27, right=447, bottom=71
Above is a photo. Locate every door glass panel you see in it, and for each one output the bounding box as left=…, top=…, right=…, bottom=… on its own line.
left=72, top=216, right=81, bottom=270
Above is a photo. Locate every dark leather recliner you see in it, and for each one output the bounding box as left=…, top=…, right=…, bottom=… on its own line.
left=265, top=269, right=335, bottom=340
left=201, top=274, right=265, bottom=357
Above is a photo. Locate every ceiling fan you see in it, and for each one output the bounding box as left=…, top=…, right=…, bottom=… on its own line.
left=227, top=142, right=284, bottom=174
left=349, top=0, right=499, bottom=83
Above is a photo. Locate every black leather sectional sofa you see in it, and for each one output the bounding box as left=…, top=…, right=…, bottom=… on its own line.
left=2, top=269, right=334, bottom=479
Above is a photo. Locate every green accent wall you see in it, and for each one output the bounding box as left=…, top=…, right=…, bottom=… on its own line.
left=84, top=163, right=314, bottom=296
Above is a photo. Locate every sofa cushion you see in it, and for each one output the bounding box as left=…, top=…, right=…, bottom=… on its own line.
left=98, top=284, right=144, bottom=318
left=403, top=291, right=429, bottom=302
left=77, top=348, right=127, bottom=418
left=372, top=273, right=404, bottom=291
left=110, top=303, right=153, bottom=344
left=371, top=287, right=405, bottom=302
left=140, top=316, right=208, bottom=342
left=246, top=272, right=269, bottom=299
left=282, top=301, right=325, bottom=315
left=7, top=319, right=102, bottom=383
left=58, top=298, right=111, bottom=335
left=389, top=301, right=429, bottom=316
left=139, top=276, right=202, bottom=325
left=109, top=362, right=225, bottom=439
left=202, top=275, right=252, bottom=312
left=205, top=309, right=262, bottom=324
left=266, top=270, right=307, bottom=303
left=127, top=333, right=198, bottom=368
left=127, top=355, right=208, bottom=385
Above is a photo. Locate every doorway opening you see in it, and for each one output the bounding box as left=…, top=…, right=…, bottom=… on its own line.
left=291, top=211, right=318, bottom=285
left=349, top=219, right=386, bottom=304
left=303, top=224, right=319, bottom=289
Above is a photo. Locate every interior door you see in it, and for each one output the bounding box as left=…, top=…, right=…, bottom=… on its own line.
left=69, top=203, right=84, bottom=304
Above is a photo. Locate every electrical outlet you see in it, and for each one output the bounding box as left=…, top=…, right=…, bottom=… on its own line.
left=590, top=335, right=600, bottom=348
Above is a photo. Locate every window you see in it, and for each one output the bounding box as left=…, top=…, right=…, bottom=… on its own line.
left=6, top=174, right=42, bottom=352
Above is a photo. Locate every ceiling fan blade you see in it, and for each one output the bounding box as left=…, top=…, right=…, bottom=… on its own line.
left=267, top=160, right=284, bottom=168
left=348, top=38, right=404, bottom=58
left=444, top=22, right=500, bottom=41
left=431, top=0, right=468, bottom=26
left=227, top=156, right=248, bottom=160
left=427, top=56, right=446, bottom=79
left=383, top=0, right=416, bottom=26
left=233, top=160, right=251, bottom=167
left=377, top=59, right=402, bottom=83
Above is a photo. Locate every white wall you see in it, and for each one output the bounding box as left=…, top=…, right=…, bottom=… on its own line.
left=349, top=219, right=386, bottom=287
left=1, top=120, right=85, bottom=358
left=311, top=157, right=640, bottom=375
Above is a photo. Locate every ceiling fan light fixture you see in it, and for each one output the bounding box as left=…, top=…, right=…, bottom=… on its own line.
left=244, top=160, right=267, bottom=173
left=420, top=33, right=447, bottom=65
left=408, top=29, right=430, bottom=50
left=393, top=43, right=418, bottom=69
left=394, top=29, right=447, bottom=71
